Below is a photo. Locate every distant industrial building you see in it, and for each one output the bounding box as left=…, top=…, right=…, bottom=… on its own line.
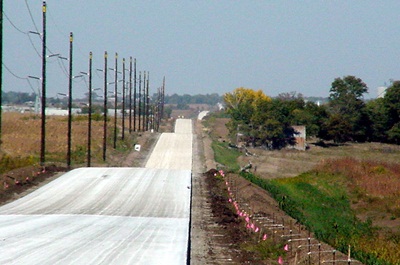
left=377, top=86, right=387, bottom=98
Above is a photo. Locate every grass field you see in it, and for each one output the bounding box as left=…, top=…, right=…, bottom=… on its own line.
left=0, top=112, right=135, bottom=171
left=205, top=115, right=400, bottom=265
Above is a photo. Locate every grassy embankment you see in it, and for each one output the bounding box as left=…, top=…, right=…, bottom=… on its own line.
left=204, top=113, right=400, bottom=265
left=243, top=157, right=400, bottom=265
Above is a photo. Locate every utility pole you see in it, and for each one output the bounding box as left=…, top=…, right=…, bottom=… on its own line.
left=133, top=59, right=137, bottom=132
left=129, top=57, right=132, bottom=134
left=138, top=71, right=141, bottom=132
left=121, top=58, right=125, bottom=140
left=157, top=86, right=161, bottom=131
left=146, top=72, right=150, bottom=131
left=87, top=52, right=93, bottom=167
left=0, top=0, right=3, bottom=146
left=102, top=51, right=108, bottom=161
left=143, top=72, right=146, bottom=131
left=113, top=53, right=118, bottom=148
left=67, top=32, right=73, bottom=168
left=40, top=0, right=47, bottom=166
left=161, top=76, right=165, bottom=121
left=142, top=71, right=146, bottom=131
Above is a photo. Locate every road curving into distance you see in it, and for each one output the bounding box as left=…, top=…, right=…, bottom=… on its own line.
left=0, top=119, right=193, bottom=265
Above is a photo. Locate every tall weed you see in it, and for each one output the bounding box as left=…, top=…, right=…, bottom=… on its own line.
left=0, top=155, right=36, bottom=174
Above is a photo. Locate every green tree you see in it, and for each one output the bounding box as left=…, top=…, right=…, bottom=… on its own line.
left=383, top=81, right=400, bottom=128
left=365, top=98, right=388, bottom=142
left=326, top=76, right=370, bottom=142
left=223, top=87, right=271, bottom=143
left=248, top=98, right=297, bottom=149
left=382, top=81, right=400, bottom=144
left=387, top=123, right=400, bottom=144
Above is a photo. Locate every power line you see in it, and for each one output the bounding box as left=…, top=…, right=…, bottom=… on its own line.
left=27, top=33, right=42, bottom=58
left=3, top=11, right=27, bottom=34
left=2, top=62, right=28, bottom=80
left=24, top=1, right=57, bottom=56
left=47, top=5, right=66, bottom=38
left=3, top=8, right=43, bottom=58
left=27, top=78, right=40, bottom=95
left=57, top=58, right=69, bottom=78
left=2, top=63, right=40, bottom=96
left=24, top=0, right=40, bottom=34
left=3, top=10, right=43, bottom=58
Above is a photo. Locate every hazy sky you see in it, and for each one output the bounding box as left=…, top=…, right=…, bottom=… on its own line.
left=2, top=1, right=400, bottom=99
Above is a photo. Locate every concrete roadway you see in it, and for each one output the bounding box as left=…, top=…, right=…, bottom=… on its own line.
left=0, top=119, right=193, bottom=265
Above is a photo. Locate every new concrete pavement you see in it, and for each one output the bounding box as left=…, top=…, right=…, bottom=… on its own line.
left=0, top=119, right=193, bottom=265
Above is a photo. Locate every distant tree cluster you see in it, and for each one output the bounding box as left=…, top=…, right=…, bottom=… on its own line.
left=223, top=76, right=400, bottom=148
left=164, top=93, right=222, bottom=106
left=2, top=91, right=66, bottom=106
left=2, top=91, right=36, bottom=104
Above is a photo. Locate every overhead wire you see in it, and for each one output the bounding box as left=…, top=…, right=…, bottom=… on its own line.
left=3, top=9, right=42, bottom=58
left=7, top=1, right=95, bottom=98
left=26, top=78, right=40, bottom=95
left=2, top=63, right=28, bottom=80
left=57, top=58, right=70, bottom=78
left=27, top=33, right=42, bottom=58
left=24, top=0, right=40, bottom=35
left=2, top=62, right=39, bottom=95
left=46, top=3, right=87, bottom=61
left=47, top=5, right=66, bottom=39
left=3, top=12, right=28, bottom=35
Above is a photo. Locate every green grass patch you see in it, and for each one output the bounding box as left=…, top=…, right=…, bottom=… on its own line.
left=211, top=141, right=241, bottom=172
left=242, top=239, right=286, bottom=263
left=241, top=171, right=397, bottom=265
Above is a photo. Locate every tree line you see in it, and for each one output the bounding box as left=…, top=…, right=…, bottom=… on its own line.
left=223, top=76, right=400, bottom=149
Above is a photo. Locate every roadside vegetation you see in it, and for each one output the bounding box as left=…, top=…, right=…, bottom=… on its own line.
left=0, top=110, right=175, bottom=210
left=241, top=161, right=400, bottom=265
left=223, top=76, right=400, bottom=148
left=204, top=97, right=400, bottom=264
left=0, top=112, right=139, bottom=172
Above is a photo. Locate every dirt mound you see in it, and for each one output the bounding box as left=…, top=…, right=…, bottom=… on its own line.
left=203, top=169, right=269, bottom=264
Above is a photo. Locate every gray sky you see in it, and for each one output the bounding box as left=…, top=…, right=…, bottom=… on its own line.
left=2, top=1, right=400, bottom=99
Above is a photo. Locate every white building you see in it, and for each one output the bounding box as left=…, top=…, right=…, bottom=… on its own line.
left=377, top=86, right=387, bottom=98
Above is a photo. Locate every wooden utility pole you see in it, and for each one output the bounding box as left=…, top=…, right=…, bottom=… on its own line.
left=102, top=51, right=108, bottom=161
left=129, top=57, right=132, bottom=133
left=146, top=72, right=150, bottom=131
left=142, top=71, right=146, bottom=131
left=0, top=0, right=3, bottom=146
left=138, top=71, right=142, bottom=132
left=67, top=32, right=73, bottom=168
left=122, top=58, right=126, bottom=140
left=161, top=76, right=165, bottom=120
left=133, top=59, right=137, bottom=132
left=87, top=52, right=93, bottom=167
left=40, top=1, right=47, bottom=166
left=113, top=53, right=118, bottom=149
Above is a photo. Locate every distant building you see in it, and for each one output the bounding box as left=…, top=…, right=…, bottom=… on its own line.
left=377, top=87, right=387, bottom=98
left=291, top=125, right=307, bottom=151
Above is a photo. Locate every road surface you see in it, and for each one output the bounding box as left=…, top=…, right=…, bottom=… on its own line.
left=0, top=119, right=193, bottom=265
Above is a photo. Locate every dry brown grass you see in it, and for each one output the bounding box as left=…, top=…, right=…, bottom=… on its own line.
left=1, top=112, right=110, bottom=163
left=317, top=158, right=400, bottom=220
